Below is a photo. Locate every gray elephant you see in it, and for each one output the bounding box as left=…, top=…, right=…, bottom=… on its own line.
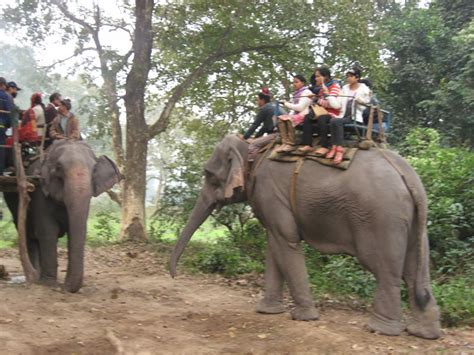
left=170, top=135, right=441, bottom=339
left=4, top=140, right=121, bottom=292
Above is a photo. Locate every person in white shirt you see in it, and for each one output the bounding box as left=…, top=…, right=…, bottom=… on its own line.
left=276, top=74, right=313, bottom=153
left=341, top=68, right=371, bottom=125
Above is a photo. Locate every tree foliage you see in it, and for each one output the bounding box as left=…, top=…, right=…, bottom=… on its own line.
left=382, top=1, right=474, bottom=146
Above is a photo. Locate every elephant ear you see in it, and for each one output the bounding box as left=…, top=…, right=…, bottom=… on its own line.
left=92, top=155, right=122, bottom=197
left=224, top=145, right=245, bottom=199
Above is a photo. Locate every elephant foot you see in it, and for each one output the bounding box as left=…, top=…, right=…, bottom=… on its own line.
left=256, top=298, right=286, bottom=314
left=38, top=277, right=59, bottom=288
left=406, top=321, right=442, bottom=339
left=406, top=307, right=442, bottom=340
left=367, top=312, right=405, bottom=336
left=291, top=305, right=319, bottom=321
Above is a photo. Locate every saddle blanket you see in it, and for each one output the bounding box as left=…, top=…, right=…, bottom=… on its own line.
left=268, top=145, right=358, bottom=170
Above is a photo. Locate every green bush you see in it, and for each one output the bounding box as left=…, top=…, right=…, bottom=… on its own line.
left=433, top=276, right=474, bottom=327
left=232, top=219, right=267, bottom=263
left=304, top=244, right=376, bottom=301
left=184, top=239, right=264, bottom=277
left=0, top=219, right=17, bottom=249
left=89, top=211, right=120, bottom=245
left=148, top=217, right=177, bottom=242
left=401, top=128, right=474, bottom=275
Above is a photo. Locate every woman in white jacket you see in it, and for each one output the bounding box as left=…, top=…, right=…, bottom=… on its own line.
left=275, top=74, right=313, bottom=153
left=341, top=68, right=371, bottom=124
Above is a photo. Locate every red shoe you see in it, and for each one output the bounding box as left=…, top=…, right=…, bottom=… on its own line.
left=325, top=146, right=337, bottom=159
left=333, top=146, right=345, bottom=165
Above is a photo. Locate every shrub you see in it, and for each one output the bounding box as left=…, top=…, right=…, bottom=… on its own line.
left=401, top=128, right=474, bottom=275
left=433, top=276, right=474, bottom=327
left=184, top=239, right=264, bottom=277
left=232, top=219, right=267, bottom=263
left=304, top=244, right=376, bottom=301
left=148, top=217, right=178, bottom=242
left=90, top=211, right=120, bottom=244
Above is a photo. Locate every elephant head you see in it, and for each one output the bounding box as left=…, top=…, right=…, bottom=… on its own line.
left=40, top=140, right=121, bottom=292
left=170, top=135, right=248, bottom=277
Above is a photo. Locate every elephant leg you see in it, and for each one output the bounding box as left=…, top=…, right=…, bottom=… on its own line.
left=403, top=239, right=441, bottom=339
left=27, top=237, right=40, bottom=272
left=267, top=221, right=318, bottom=321
left=37, top=229, right=59, bottom=287
left=256, top=236, right=286, bottom=314
left=367, top=275, right=405, bottom=336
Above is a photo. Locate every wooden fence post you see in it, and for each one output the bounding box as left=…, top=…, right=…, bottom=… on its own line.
left=13, top=141, right=38, bottom=283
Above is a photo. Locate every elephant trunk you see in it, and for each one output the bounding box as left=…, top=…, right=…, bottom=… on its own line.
left=170, top=184, right=216, bottom=278
left=63, top=168, right=92, bottom=293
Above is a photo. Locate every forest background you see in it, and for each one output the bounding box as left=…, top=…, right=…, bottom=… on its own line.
left=0, top=0, right=472, bottom=327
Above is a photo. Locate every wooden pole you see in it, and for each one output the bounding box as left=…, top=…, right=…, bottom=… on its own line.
left=13, top=141, right=39, bottom=283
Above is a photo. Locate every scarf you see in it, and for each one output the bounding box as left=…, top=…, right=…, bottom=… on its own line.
left=293, top=86, right=308, bottom=104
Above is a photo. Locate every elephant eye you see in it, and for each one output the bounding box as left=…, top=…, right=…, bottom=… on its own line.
left=54, top=164, right=63, bottom=174
left=205, top=171, right=219, bottom=186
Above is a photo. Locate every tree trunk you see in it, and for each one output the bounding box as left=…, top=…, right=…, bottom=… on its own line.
left=119, top=127, right=148, bottom=241
left=119, top=0, right=154, bottom=241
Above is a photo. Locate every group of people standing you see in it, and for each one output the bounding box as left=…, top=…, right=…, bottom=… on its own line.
left=0, top=76, right=80, bottom=175
left=243, top=66, right=373, bottom=165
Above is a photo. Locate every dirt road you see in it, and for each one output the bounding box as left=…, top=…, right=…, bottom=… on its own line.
left=0, top=244, right=472, bottom=354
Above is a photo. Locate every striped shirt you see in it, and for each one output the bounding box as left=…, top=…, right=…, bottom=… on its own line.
left=317, top=81, right=343, bottom=118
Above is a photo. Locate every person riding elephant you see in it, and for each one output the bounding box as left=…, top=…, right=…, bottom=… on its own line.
left=3, top=140, right=121, bottom=292
left=243, top=88, right=286, bottom=162
left=300, top=66, right=344, bottom=160
left=49, top=98, right=80, bottom=141
left=170, top=135, right=442, bottom=340
left=275, top=75, right=313, bottom=153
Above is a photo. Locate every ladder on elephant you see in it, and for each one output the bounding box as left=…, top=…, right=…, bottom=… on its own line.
left=0, top=127, right=39, bottom=283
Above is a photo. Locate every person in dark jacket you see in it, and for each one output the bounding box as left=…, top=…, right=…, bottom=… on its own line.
left=244, top=88, right=286, bottom=161
left=0, top=77, right=13, bottom=175
left=243, top=88, right=279, bottom=140
left=44, top=92, right=62, bottom=148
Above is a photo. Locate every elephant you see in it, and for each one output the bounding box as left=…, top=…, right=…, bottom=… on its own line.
left=170, top=135, right=442, bottom=339
left=4, top=140, right=121, bottom=292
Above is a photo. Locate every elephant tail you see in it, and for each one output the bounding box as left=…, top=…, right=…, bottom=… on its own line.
left=377, top=148, right=431, bottom=310
left=410, top=180, right=431, bottom=310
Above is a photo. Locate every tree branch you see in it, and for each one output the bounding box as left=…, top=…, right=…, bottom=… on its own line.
left=51, top=0, right=96, bottom=34
left=39, top=47, right=96, bottom=70
left=106, top=190, right=122, bottom=206
left=147, top=42, right=288, bottom=138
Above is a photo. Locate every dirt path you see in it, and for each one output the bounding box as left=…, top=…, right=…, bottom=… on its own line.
left=0, top=244, right=472, bottom=354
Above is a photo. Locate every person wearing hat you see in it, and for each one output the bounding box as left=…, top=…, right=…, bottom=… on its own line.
left=6, top=81, right=21, bottom=99
left=0, top=77, right=13, bottom=175
left=5, top=81, right=23, bottom=131
left=49, top=98, right=80, bottom=141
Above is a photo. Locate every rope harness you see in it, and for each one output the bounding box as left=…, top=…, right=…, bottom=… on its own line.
left=289, top=157, right=305, bottom=219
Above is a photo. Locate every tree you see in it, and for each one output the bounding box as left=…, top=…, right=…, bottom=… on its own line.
left=2, top=0, right=389, bottom=240
left=381, top=1, right=474, bottom=146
